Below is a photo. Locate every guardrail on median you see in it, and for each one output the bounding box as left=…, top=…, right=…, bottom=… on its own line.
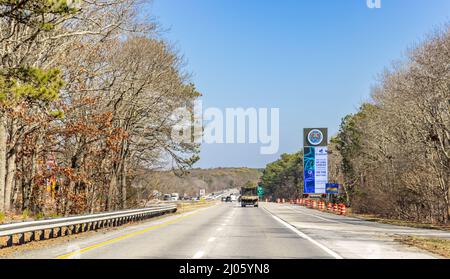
left=0, top=204, right=177, bottom=248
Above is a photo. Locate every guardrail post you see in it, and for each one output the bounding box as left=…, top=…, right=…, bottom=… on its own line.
left=5, top=235, right=13, bottom=247
left=29, top=231, right=36, bottom=242
left=39, top=230, right=46, bottom=240
left=18, top=233, right=25, bottom=245
left=49, top=228, right=55, bottom=238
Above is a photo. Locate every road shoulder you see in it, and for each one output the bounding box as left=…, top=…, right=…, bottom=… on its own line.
left=261, top=202, right=445, bottom=259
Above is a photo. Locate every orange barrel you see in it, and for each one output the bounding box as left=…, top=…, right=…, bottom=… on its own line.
left=305, top=199, right=309, bottom=207
left=333, top=203, right=338, bottom=212
left=312, top=200, right=317, bottom=209
left=327, top=202, right=332, bottom=211
left=282, top=198, right=285, bottom=203
left=340, top=204, right=347, bottom=215
left=277, top=198, right=280, bottom=203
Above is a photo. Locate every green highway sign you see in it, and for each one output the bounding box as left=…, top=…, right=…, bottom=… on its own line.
left=257, top=186, right=264, bottom=197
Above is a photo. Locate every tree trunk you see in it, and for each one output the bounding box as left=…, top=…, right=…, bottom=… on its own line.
left=107, top=170, right=117, bottom=211
left=447, top=172, right=450, bottom=224
left=22, top=147, right=37, bottom=211
left=0, top=116, right=6, bottom=212
left=5, top=152, right=16, bottom=211
left=12, top=175, right=21, bottom=208
left=5, top=121, right=17, bottom=211
left=121, top=161, right=127, bottom=209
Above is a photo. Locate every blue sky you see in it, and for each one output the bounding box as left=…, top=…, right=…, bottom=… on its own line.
left=147, top=0, right=450, bottom=168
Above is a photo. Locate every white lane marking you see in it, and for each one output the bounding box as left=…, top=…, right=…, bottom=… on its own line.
left=262, top=206, right=343, bottom=259
left=208, top=237, right=216, bottom=242
left=217, top=227, right=223, bottom=231
left=193, top=251, right=204, bottom=259
left=286, top=205, right=340, bottom=223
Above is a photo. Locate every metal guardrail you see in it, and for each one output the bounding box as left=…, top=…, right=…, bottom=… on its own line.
left=0, top=204, right=177, bottom=248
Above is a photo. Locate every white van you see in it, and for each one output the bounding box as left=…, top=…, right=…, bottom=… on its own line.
left=171, top=193, right=179, bottom=201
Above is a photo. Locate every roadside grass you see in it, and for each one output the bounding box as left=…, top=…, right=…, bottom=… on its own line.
left=346, top=210, right=450, bottom=232
left=397, top=236, right=450, bottom=258
left=176, top=200, right=218, bottom=214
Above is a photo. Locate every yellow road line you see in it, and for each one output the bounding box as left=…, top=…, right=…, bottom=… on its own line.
left=56, top=209, right=203, bottom=259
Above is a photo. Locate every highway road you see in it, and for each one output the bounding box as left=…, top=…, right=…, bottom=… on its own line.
left=5, top=202, right=450, bottom=259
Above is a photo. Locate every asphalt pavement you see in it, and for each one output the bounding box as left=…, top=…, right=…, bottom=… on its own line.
left=6, top=202, right=449, bottom=259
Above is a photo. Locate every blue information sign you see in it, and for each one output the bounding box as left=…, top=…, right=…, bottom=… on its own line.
left=325, top=183, right=340, bottom=194
left=303, top=128, right=328, bottom=194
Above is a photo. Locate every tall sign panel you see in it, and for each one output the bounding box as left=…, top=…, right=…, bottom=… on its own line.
left=303, top=128, right=328, bottom=194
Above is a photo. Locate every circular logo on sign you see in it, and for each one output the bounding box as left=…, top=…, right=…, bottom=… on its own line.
left=307, top=129, right=323, bottom=146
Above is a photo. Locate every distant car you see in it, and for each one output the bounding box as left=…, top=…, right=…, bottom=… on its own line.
left=221, top=197, right=226, bottom=202
left=226, top=196, right=232, bottom=202
left=163, top=194, right=171, bottom=201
